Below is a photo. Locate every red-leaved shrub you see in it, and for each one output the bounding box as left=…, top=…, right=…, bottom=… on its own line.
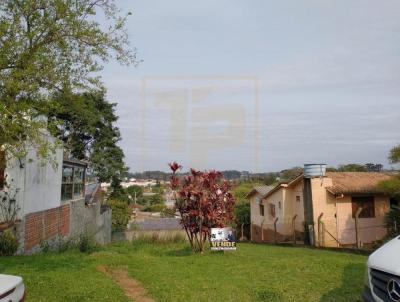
left=168, top=162, right=235, bottom=253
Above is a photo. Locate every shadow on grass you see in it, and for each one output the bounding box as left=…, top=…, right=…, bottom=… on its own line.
left=163, top=245, right=193, bottom=257
left=161, top=245, right=233, bottom=257
left=319, top=263, right=365, bottom=302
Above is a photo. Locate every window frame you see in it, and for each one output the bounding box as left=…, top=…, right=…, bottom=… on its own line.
left=259, top=203, right=264, bottom=216
left=61, top=163, right=86, bottom=202
left=390, top=198, right=399, bottom=208
left=352, top=196, right=375, bottom=219
left=269, top=204, right=276, bottom=218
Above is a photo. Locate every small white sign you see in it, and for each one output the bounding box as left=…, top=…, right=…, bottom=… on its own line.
left=210, top=227, right=237, bottom=251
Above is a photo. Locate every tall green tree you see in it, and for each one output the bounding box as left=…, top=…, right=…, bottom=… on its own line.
left=126, top=185, right=143, bottom=199
left=48, top=90, right=127, bottom=184
left=0, top=0, right=137, bottom=160
left=378, top=145, right=400, bottom=200
left=389, top=145, right=400, bottom=164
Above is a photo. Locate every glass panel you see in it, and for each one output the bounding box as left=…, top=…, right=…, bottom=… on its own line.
left=62, top=166, right=73, bottom=183
left=74, top=167, right=84, bottom=183
left=74, top=183, right=83, bottom=198
left=62, top=164, right=86, bottom=201
left=61, top=184, right=73, bottom=201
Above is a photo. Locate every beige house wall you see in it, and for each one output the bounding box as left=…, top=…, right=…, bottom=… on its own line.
left=284, top=181, right=305, bottom=232
left=310, top=177, right=338, bottom=247
left=249, top=193, right=264, bottom=227
left=336, top=195, right=389, bottom=246
left=263, top=188, right=288, bottom=235
left=250, top=192, right=269, bottom=241
left=251, top=187, right=291, bottom=242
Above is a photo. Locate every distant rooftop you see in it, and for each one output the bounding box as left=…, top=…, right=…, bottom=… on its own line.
left=246, top=185, right=275, bottom=198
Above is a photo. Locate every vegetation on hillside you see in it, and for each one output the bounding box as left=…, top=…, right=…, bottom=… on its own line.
left=233, top=181, right=263, bottom=201
left=327, top=163, right=383, bottom=172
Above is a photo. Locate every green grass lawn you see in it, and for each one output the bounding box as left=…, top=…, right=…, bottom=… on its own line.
left=0, top=241, right=367, bottom=302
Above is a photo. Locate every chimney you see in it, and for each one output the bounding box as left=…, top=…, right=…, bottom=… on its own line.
left=303, top=164, right=326, bottom=246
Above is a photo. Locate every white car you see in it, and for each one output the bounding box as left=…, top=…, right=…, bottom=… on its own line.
left=363, top=235, right=400, bottom=302
left=0, top=274, right=25, bottom=302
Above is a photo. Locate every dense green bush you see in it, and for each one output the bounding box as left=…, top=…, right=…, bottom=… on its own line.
left=377, top=175, right=400, bottom=198
left=234, top=201, right=250, bottom=226
left=136, top=193, right=163, bottom=206
left=126, top=185, right=143, bottom=199
left=78, top=233, right=99, bottom=253
left=234, top=201, right=251, bottom=240
left=109, top=200, right=131, bottom=232
left=151, top=182, right=165, bottom=194
left=0, top=230, right=18, bottom=256
left=161, top=207, right=176, bottom=218
left=108, top=188, right=131, bottom=203
left=56, top=237, right=74, bottom=253
left=39, top=240, right=51, bottom=253
left=148, top=194, right=163, bottom=205
left=385, top=208, right=400, bottom=238
left=133, top=231, right=186, bottom=244
left=143, top=203, right=166, bottom=213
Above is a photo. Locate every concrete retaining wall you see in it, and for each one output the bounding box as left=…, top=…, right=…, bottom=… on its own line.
left=69, top=198, right=111, bottom=244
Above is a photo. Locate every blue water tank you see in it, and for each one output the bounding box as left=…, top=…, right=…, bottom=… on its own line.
left=304, top=164, right=326, bottom=178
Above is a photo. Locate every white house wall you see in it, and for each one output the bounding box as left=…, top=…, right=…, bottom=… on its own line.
left=5, top=144, right=63, bottom=218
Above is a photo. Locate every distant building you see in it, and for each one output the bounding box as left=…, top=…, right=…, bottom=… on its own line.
left=101, top=179, right=158, bottom=191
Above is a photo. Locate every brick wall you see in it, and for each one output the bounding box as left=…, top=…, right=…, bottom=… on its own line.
left=24, top=205, right=70, bottom=251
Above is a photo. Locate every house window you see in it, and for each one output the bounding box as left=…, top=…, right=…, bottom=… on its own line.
left=269, top=204, right=276, bottom=218
left=61, top=165, right=85, bottom=201
left=352, top=196, right=375, bottom=218
left=278, top=201, right=282, bottom=209
left=390, top=198, right=399, bottom=208
left=259, top=204, right=264, bottom=216
left=73, top=167, right=84, bottom=198
left=0, top=151, right=5, bottom=190
left=296, top=195, right=301, bottom=202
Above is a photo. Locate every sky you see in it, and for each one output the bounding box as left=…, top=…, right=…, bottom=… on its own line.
left=101, top=0, right=400, bottom=173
